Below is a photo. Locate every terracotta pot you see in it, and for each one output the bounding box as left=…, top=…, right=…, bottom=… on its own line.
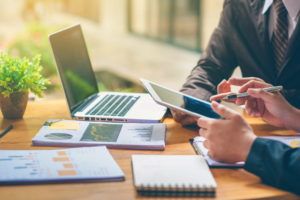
left=1, top=92, right=29, bottom=119
left=0, top=93, right=3, bottom=108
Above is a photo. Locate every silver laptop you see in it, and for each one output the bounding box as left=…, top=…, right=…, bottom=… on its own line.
left=49, top=24, right=167, bottom=123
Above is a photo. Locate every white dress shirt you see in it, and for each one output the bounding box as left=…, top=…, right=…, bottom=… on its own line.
left=262, top=0, right=300, bottom=40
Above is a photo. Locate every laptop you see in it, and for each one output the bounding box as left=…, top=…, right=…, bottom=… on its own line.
left=49, top=24, right=167, bottom=123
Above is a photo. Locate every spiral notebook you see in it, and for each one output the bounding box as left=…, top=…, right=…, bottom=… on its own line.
left=132, top=155, right=217, bottom=197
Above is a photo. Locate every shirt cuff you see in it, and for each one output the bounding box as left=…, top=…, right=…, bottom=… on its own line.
left=244, top=138, right=269, bottom=176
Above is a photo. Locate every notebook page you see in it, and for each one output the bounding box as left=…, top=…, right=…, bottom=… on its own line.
left=132, top=155, right=217, bottom=190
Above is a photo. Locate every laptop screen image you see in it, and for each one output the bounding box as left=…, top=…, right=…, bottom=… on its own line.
left=49, top=25, right=98, bottom=113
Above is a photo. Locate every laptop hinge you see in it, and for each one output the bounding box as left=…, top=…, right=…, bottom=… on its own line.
left=70, top=94, right=99, bottom=117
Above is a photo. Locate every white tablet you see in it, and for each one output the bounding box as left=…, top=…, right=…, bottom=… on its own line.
left=140, top=78, right=221, bottom=119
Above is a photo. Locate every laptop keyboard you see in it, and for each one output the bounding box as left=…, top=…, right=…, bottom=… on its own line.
left=86, top=95, right=140, bottom=117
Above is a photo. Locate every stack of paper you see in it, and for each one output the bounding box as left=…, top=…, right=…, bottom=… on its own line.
left=32, top=120, right=166, bottom=150
left=0, top=146, right=124, bottom=184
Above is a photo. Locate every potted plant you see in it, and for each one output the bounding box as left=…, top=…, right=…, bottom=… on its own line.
left=0, top=52, right=50, bottom=119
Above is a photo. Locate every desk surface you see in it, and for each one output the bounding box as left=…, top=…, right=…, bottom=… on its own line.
left=0, top=99, right=299, bottom=200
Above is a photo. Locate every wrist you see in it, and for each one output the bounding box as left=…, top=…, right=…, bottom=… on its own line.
left=284, top=108, right=300, bottom=132
left=239, top=134, right=257, bottom=162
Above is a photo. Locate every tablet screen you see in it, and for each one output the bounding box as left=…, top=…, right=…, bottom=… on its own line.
left=149, top=83, right=221, bottom=119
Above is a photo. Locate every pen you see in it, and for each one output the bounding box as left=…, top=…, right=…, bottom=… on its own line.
left=0, top=125, right=13, bottom=138
left=221, top=86, right=283, bottom=100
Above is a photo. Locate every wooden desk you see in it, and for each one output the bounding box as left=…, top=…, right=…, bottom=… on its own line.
left=0, top=99, right=299, bottom=200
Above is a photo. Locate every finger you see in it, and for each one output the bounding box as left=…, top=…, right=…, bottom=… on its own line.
left=179, top=115, right=197, bottom=126
left=229, top=77, right=265, bottom=86
left=210, top=92, right=235, bottom=101
left=211, top=101, right=238, bottom=119
left=251, top=107, right=261, bottom=118
left=207, top=151, right=214, bottom=159
left=172, top=110, right=184, bottom=118
left=256, top=98, right=265, bottom=117
left=222, top=98, right=237, bottom=103
left=172, top=110, right=187, bottom=122
left=197, top=117, right=214, bottom=129
left=217, top=79, right=226, bottom=89
left=217, top=79, right=226, bottom=93
left=218, top=80, right=232, bottom=94
left=172, top=110, right=196, bottom=126
left=245, top=100, right=256, bottom=115
left=200, top=128, right=208, bottom=138
left=245, top=99, right=257, bottom=110
left=172, top=112, right=181, bottom=122
left=203, top=140, right=209, bottom=149
left=235, top=96, right=256, bottom=105
left=238, top=80, right=273, bottom=93
left=248, top=88, right=276, bottom=103
left=235, top=97, right=246, bottom=105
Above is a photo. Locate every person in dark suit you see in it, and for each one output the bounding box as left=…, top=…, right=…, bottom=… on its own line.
left=198, top=80, right=300, bottom=195
left=173, top=0, right=300, bottom=126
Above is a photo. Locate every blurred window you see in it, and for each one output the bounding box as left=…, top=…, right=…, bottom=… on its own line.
left=62, top=0, right=100, bottom=22
left=129, top=0, right=201, bottom=52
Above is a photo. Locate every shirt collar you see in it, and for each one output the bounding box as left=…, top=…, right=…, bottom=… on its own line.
left=262, top=0, right=300, bottom=19
left=262, top=0, right=273, bottom=14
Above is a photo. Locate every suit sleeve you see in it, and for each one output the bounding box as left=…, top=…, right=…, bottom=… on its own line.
left=180, top=1, right=238, bottom=101
left=281, top=90, right=300, bottom=109
left=245, top=138, right=300, bottom=195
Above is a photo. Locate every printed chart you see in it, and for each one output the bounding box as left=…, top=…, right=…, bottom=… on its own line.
left=129, top=125, right=154, bottom=142
left=0, top=147, right=124, bottom=182
left=80, top=123, right=123, bottom=142
left=290, top=140, right=300, bottom=148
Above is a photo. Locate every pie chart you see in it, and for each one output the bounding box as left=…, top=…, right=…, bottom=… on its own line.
left=290, top=140, right=300, bottom=148
left=45, top=133, right=73, bottom=140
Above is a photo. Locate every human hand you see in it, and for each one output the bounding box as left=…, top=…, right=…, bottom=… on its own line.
left=214, top=79, right=235, bottom=103
left=238, top=80, right=300, bottom=131
left=210, top=77, right=265, bottom=105
left=197, top=102, right=256, bottom=163
left=171, top=109, right=197, bottom=126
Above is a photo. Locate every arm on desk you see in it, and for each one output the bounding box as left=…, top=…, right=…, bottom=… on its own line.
left=245, top=138, right=300, bottom=195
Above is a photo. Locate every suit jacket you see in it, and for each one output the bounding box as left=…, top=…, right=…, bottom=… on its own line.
left=180, top=0, right=300, bottom=108
left=245, top=138, right=300, bottom=195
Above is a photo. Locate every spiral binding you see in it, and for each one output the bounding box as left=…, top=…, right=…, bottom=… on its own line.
left=137, top=183, right=215, bottom=197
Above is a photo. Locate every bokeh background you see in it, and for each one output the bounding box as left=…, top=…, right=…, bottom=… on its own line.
left=0, top=0, right=241, bottom=101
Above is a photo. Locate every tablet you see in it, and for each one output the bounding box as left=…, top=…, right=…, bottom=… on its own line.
left=140, top=78, right=221, bottom=119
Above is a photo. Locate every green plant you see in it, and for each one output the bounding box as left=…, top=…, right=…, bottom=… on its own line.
left=6, top=23, right=58, bottom=79
left=0, top=52, right=50, bottom=98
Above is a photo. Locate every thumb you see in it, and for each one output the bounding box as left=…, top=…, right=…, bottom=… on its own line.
left=248, top=88, right=275, bottom=102
left=211, top=101, right=237, bottom=119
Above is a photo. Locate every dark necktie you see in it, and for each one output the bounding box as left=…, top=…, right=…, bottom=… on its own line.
left=271, top=0, right=289, bottom=74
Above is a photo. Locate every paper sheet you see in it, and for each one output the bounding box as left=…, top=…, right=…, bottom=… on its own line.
left=48, top=121, right=80, bottom=130
left=0, top=146, right=124, bottom=183
left=193, top=135, right=300, bottom=167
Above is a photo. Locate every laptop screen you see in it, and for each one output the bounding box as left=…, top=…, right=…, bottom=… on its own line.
left=49, top=24, right=98, bottom=113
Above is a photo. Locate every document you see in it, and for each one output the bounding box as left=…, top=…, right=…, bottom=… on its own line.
left=0, top=146, right=124, bottom=184
left=32, top=120, right=166, bottom=150
left=193, top=137, right=244, bottom=168
left=48, top=121, right=80, bottom=130
left=193, top=135, right=300, bottom=167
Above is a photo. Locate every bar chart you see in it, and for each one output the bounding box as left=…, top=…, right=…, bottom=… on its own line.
left=0, top=147, right=124, bottom=183
left=129, top=125, right=154, bottom=142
